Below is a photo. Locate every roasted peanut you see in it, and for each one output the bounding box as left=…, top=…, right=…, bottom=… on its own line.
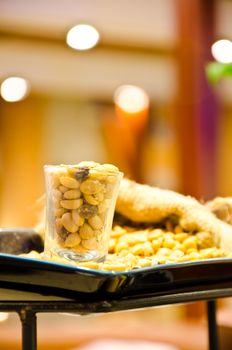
left=84, top=192, right=104, bottom=205
left=64, top=233, right=81, bottom=248
left=80, top=179, right=102, bottom=194
left=175, top=233, right=189, bottom=243
left=101, top=262, right=126, bottom=271
left=60, top=199, right=83, bottom=210
left=60, top=176, right=80, bottom=189
left=55, top=208, right=66, bottom=218
left=61, top=212, right=79, bottom=233
left=97, top=202, right=108, bottom=215
left=72, top=209, right=85, bottom=226
left=79, top=223, right=95, bottom=239
left=151, top=238, right=163, bottom=251
left=81, top=237, right=98, bottom=250
left=64, top=189, right=81, bottom=199
left=115, top=240, right=129, bottom=253
left=183, top=236, right=198, bottom=250
left=59, top=185, right=68, bottom=193
left=88, top=215, right=103, bottom=230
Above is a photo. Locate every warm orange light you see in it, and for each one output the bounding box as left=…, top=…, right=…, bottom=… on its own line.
left=0, top=313, right=9, bottom=322
left=66, top=24, right=100, bottom=51
left=211, top=39, right=232, bottom=64
left=0, top=77, right=30, bottom=102
left=114, top=85, right=149, bottom=114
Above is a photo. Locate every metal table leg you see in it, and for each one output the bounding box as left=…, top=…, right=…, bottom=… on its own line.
left=207, top=300, right=219, bottom=350
left=18, top=308, right=37, bottom=350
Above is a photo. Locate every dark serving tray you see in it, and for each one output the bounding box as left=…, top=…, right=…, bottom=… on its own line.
left=1, top=253, right=232, bottom=307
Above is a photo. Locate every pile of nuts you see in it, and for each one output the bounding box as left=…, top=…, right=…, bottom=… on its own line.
left=25, top=219, right=228, bottom=271
left=47, top=161, right=120, bottom=256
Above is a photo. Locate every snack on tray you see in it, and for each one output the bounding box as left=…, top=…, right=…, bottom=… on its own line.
left=22, top=218, right=227, bottom=271
left=116, top=178, right=232, bottom=254
left=22, top=177, right=232, bottom=271
left=44, top=161, right=123, bottom=262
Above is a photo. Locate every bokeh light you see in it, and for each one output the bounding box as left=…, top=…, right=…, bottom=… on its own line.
left=114, top=85, right=149, bottom=113
left=0, top=313, right=9, bottom=322
left=211, top=39, right=232, bottom=64
left=66, top=24, right=100, bottom=51
left=0, top=77, right=30, bottom=102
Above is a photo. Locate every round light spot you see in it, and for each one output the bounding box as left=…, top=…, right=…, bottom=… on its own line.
left=0, top=77, right=30, bottom=102
left=66, top=24, right=99, bottom=51
left=211, top=39, right=232, bottom=64
left=0, top=312, right=9, bottom=322
left=114, top=85, right=149, bottom=113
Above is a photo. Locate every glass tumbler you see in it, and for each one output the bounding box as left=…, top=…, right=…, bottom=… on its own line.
left=43, top=163, right=123, bottom=262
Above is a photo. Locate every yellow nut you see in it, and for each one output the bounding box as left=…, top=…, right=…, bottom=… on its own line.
left=123, top=253, right=138, bottom=267
left=104, top=183, right=115, bottom=199
left=60, top=176, right=80, bottom=189
left=148, top=229, right=164, bottom=241
left=111, top=225, right=127, bottom=238
left=64, top=189, right=81, bottom=199
left=115, top=241, right=129, bottom=253
left=137, top=258, right=152, bottom=268
left=54, top=208, right=66, bottom=218
left=60, top=199, right=83, bottom=210
left=177, top=255, right=191, bottom=262
left=78, top=261, right=100, bottom=269
left=151, top=238, right=163, bottom=251
left=143, top=241, right=154, bottom=256
left=200, top=248, right=216, bottom=259
left=53, top=189, right=62, bottom=200
left=131, top=244, right=144, bottom=255
left=84, top=192, right=104, bottom=205
left=72, top=209, right=85, bottom=226
left=81, top=237, right=98, bottom=250
left=64, top=233, right=81, bottom=248
left=101, top=262, right=126, bottom=272
left=80, top=179, right=103, bottom=195
left=183, top=236, right=197, bottom=250
left=156, top=247, right=172, bottom=256
left=170, top=250, right=184, bottom=259
left=50, top=173, right=61, bottom=188
left=100, top=164, right=119, bottom=172
left=175, top=233, right=189, bottom=243
left=188, top=251, right=201, bottom=261
left=98, top=200, right=110, bottom=214
left=186, top=248, right=198, bottom=254
left=61, top=212, right=79, bottom=233
left=55, top=218, right=63, bottom=234
left=163, top=238, right=176, bottom=249
left=59, top=185, right=68, bottom=193
left=164, top=232, right=175, bottom=239
left=88, top=215, right=103, bottom=230
left=53, top=197, right=62, bottom=209
left=123, top=232, right=148, bottom=246
left=79, top=223, right=94, bottom=239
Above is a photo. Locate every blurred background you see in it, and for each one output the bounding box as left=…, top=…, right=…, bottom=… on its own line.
left=0, top=0, right=232, bottom=349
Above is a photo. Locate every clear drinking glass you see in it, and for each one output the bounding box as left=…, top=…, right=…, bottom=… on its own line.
left=43, top=163, right=123, bottom=262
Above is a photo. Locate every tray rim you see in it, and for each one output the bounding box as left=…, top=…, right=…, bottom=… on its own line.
left=1, top=252, right=232, bottom=277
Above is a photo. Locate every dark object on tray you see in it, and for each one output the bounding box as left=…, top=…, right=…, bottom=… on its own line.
left=0, top=228, right=44, bottom=255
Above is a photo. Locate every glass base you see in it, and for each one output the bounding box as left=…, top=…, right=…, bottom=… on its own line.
left=54, top=248, right=105, bottom=262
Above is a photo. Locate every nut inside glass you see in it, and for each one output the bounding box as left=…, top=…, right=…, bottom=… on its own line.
left=43, top=164, right=123, bottom=262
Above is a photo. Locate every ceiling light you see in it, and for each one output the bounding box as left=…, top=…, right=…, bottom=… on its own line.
left=66, top=24, right=99, bottom=51
left=211, top=39, right=232, bottom=64
left=114, top=85, right=149, bottom=113
left=0, top=77, right=30, bottom=102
